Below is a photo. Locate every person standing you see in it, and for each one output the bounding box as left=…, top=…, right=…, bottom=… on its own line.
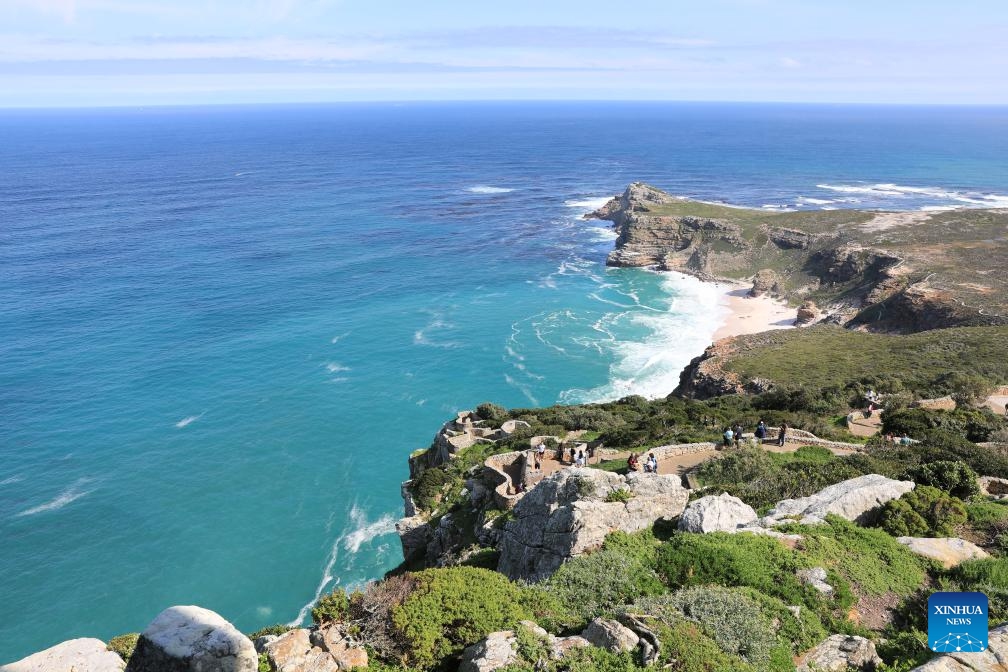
left=755, top=419, right=767, bottom=441
left=732, top=423, right=743, bottom=448
left=777, top=423, right=787, bottom=447
left=646, top=453, right=658, bottom=473
left=723, top=427, right=734, bottom=447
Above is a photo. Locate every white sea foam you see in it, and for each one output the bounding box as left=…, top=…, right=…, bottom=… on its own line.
left=466, top=186, right=514, bottom=194
left=16, top=478, right=94, bottom=517
left=290, top=505, right=396, bottom=626
left=413, top=314, right=460, bottom=349
left=175, top=413, right=204, bottom=429
left=560, top=272, right=727, bottom=403
left=504, top=373, right=540, bottom=406
left=325, top=362, right=351, bottom=374
left=564, top=196, right=613, bottom=210
left=256, top=606, right=273, bottom=618
left=1, top=475, right=24, bottom=486
left=817, top=183, right=1008, bottom=207
left=798, top=197, right=835, bottom=205
left=330, top=332, right=350, bottom=344
left=586, top=226, right=619, bottom=242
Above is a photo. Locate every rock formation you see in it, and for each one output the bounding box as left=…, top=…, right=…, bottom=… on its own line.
left=797, top=567, right=835, bottom=595
left=1, top=638, right=125, bottom=672
left=125, top=605, right=257, bottom=672
left=762, top=475, right=914, bottom=526
left=798, top=635, right=881, bottom=672
left=497, top=468, right=688, bottom=581
left=677, top=493, right=758, bottom=533
left=580, top=619, right=639, bottom=653
left=796, top=300, right=820, bottom=325
left=896, top=537, right=990, bottom=569
left=910, top=624, right=1008, bottom=671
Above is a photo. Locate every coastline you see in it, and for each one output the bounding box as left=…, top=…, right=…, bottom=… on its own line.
left=713, top=283, right=797, bottom=341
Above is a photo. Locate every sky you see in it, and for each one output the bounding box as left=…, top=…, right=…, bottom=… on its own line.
left=0, top=0, right=1006, bottom=107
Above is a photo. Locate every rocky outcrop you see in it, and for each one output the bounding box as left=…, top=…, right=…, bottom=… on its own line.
left=125, top=606, right=257, bottom=672
left=2, top=638, right=125, bottom=672
left=749, top=269, right=781, bottom=297
left=588, top=184, right=749, bottom=272
left=768, top=227, right=820, bottom=250
left=459, top=631, right=518, bottom=672
left=264, top=630, right=339, bottom=672
left=580, top=619, right=639, bottom=653
left=762, top=475, right=914, bottom=526
left=675, top=339, right=747, bottom=398
left=911, top=624, right=1008, bottom=671
left=798, top=634, right=881, bottom=672
left=796, top=300, right=820, bottom=325
left=896, top=537, right=990, bottom=569
left=678, top=493, right=758, bottom=533
left=497, top=468, right=688, bottom=581
left=979, top=476, right=1008, bottom=500
left=797, top=567, right=835, bottom=595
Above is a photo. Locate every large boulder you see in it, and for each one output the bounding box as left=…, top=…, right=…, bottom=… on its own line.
left=763, top=475, right=914, bottom=526
left=798, top=634, right=881, bottom=672
left=911, top=624, right=1008, bottom=671
left=797, top=567, right=834, bottom=595
left=458, top=631, right=518, bottom=672
left=897, top=537, right=990, bottom=569
left=678, top=493, right=758, bottom=533
left=978, top=476, right=1008, bottom=500
left=580, top=619, right=639, bottom=653
left=2, top=638, right=125, bottom=672
left=125, top=605, right=257, bottom=672
left=497, top=468, right=688, bottom=581
left=263, top=629, right=341, bottom=672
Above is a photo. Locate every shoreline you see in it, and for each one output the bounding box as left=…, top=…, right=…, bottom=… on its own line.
left=713, top=283, right=797, bottom=341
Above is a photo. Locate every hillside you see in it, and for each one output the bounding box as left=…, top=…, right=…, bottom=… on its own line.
left=588, top=183, right=1008, bottom=332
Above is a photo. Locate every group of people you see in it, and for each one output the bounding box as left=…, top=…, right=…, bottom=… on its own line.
left=627, top=452, right=659, bottom=473
left=531, top=442, right=598, bottom=470
left=724, top=419, right=788, bottom=447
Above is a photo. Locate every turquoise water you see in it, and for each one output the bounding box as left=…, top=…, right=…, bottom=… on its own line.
left=2, top=102, right=1008, bottom=661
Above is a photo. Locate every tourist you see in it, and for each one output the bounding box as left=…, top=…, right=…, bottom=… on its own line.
left=569, top=446, right=577, bottom=464
left=900, top=433, right=911, bottom=446
left=755, top=419, right=767, bottom=441
left=646, top=453, right=658, bottom=473
left=723, top=427, right=734, bottom=447
left=533, top=450, right=541, bottom=471
left=732, top=423, right=743, bottom=448
left=627, top=453, right=640, bottom=471
left=575, top=450, right=585, bottom=467
left=777, top=423, right=787, bottom=447
left=537, top=443, right=546, bottom=464
left=587, top=444, right=596, bottom=464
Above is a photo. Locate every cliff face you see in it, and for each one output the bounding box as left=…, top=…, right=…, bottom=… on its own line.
left=589, top=183, right=1008, bottom=335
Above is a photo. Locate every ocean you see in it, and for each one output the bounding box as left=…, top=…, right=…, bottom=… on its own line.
left=2, top=102, right=1007, bottom=661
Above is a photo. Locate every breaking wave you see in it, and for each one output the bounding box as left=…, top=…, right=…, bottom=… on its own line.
left=16, top=479, right=94, bottom=517
left=466, top=186, right=514, bottom=194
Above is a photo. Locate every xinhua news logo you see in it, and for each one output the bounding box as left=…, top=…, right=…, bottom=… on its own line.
left=928, top=592, right=989, bottom=653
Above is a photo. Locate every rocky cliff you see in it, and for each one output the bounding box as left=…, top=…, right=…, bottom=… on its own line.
left=588, top=183, right=1008, bottom=333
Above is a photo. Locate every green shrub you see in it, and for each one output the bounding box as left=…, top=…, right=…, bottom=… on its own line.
left=738, top=588, right=828, bottom=653
left=546, top=545, right=664, bottom=627
left=797, top=517, right=927, bottom=597
left=391, top=567, right=531, bottom=668
left=605, top=488, right=634, bottom=503
left=247, top=623, right=292, bottom=639
left=476, top=402, right=508, bottom=423
left=903, top=460, right=980, bottom=500
left=877, top=486, right=967, bottom=538
left=954, top=558, right=1008, bottom=590
left=258, top=652, right=270, bottom=672
left=312, top=588, right=350, bottom=625
left=107, top=633, right=139, bottom=662
left=656, top=532, right=810, bottom=607
left=636, top=587, right=775, bottom=666
left=650, top=619, right=752, bottom=672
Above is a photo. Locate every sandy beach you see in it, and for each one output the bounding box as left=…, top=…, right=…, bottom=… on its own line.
left=713, top=284, right=797, bottom=341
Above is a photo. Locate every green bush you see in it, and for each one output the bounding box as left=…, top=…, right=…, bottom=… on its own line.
left=903, top=460, right=980, bottom=500
left=656, top=532, right=810, bottom=607
left=247, top=623, right=292, bottom=639
left=605, top=488, right=634, bottom=503
left=796, top=517, right=927, bottom=597
left=649, top=619, right=752, bottom=672
left=391, top=567, right=532, bottom=668
left=476, top=402, right=508, bottom=423
left=636, top=587, right=775, bottom=666
left=312, top=588, right=350, bottom=625
left=546, top=544, right=664, bottom=627
left=954, top=558, right=1008, bottom=590
left=877, top=486, right=967, bottom=538
left=107, top=633, right=139, bottom=661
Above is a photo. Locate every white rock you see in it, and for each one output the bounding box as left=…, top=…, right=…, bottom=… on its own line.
left=678, top=493, right=758, bottom=533
left=764, top=475, right=914, bottom=526
left=911, top=624, right=1008, bottom=671
left=580, top=619, right=639, bottom=653
left=798, top=634, right=881, bottom=672
left=797, top=567, right=834, bottom=595
left=125, top=605, right=257, bottom=672
left=1, top=638, right=124, bottom=672
left=897, top=537, right=990, bottom=569
left=458, top=631, right=517, bottom=672
left=497, top=468, right=688, bottom=581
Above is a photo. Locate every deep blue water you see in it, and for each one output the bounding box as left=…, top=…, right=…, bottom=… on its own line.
left=2, top=102, right=1007, bottom=661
